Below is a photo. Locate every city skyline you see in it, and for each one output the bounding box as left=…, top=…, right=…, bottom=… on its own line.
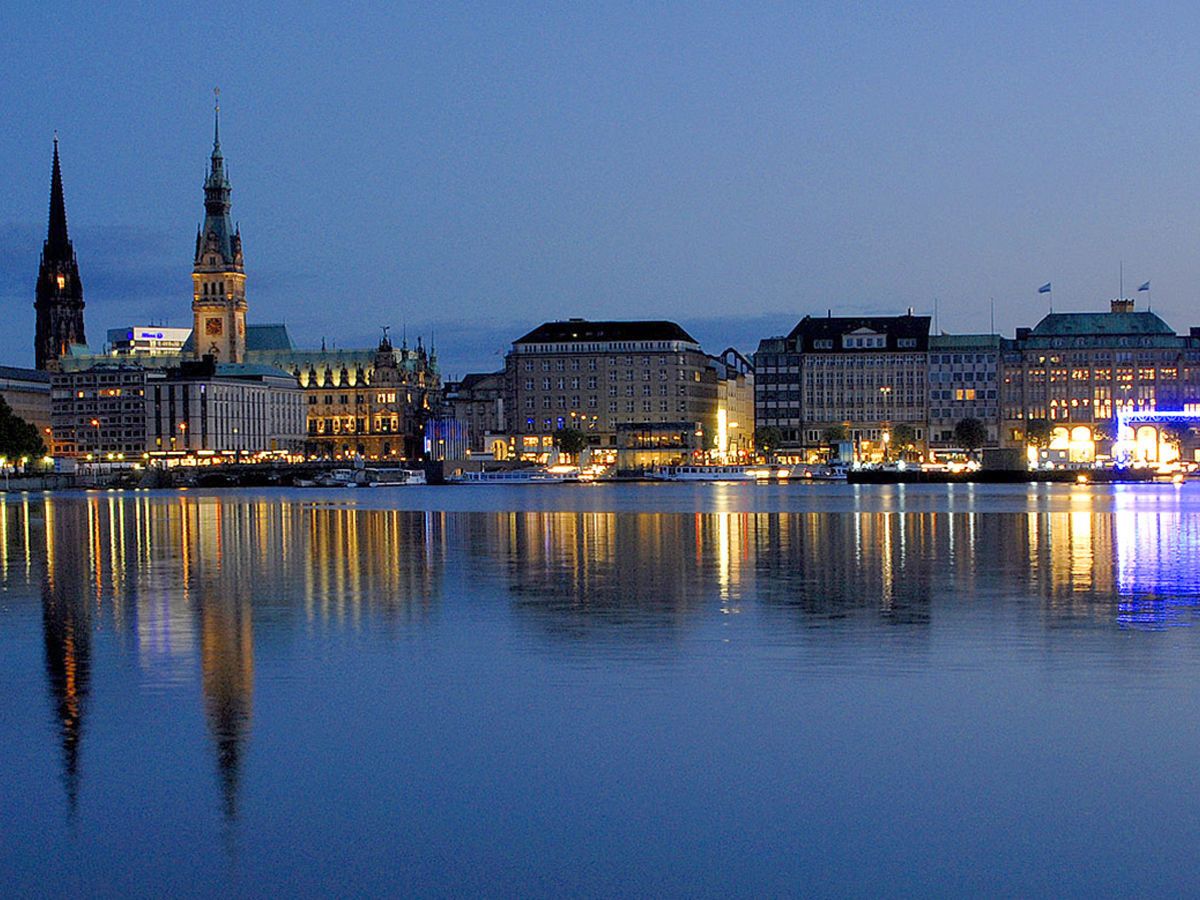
left=4, top=3, right=1200, bottom=378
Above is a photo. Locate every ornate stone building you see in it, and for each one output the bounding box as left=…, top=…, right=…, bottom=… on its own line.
left=35, top=138, right=86, bottom=371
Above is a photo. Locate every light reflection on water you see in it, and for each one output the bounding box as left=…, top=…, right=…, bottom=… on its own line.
left=4, top=484, right=1200, bottom=897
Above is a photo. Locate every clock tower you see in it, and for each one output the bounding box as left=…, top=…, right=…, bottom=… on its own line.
left=192, top=90, right=246, bottom=362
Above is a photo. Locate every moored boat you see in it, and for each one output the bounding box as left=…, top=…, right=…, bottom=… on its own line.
left=448, top=465, right=580, bottom=484
left=646, top=464, right=760, bottom=481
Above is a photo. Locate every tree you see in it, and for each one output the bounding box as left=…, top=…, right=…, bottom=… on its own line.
left=554, top=427, right=587, bottom=458
left=754, top=426, right=784, bottom=457
left=1160, top=423, right=1191, bottom=460
left=1025, top=418, right=1053, bottom=449
left=953, top=418, right=987, bottom=457
left=0, top=397, right=44, bottom=464
left=890, top=423, right=917, bottom=460
left=821, top=424, right=847, bottom=445
left=819, top=424, right=849, bottom=463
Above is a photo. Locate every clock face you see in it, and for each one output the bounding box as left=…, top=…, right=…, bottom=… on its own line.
left=206, top=317, right=223, bottom=335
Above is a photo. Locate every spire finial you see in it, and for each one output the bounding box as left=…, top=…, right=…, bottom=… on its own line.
left=213, top=87, right=221, bottom=150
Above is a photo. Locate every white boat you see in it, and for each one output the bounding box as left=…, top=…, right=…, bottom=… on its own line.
left=647, top=465, right=761, bottom=482
left=358, top=467, right=426, bottom=487
left=791, top=464, right=849, bottom=481
left=312, top=468, right=357, bottom=487
left=303, top=467, right=426, bottom=487
left=448, top=465, right=580, bottom=484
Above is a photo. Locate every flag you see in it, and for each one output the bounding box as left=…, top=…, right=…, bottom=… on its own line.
left=1138, top=281, right=1151, bottom=292
left=1038, top=283, right=1052, bottom=293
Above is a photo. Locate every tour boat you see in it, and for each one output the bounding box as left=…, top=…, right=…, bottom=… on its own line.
left=647, top=464, right=762, bottom=482
left=303, top=467, right=426, bottom=487
left=448, top=465, right=580, bottom=484
left=358, top=467, right=426, bottom=487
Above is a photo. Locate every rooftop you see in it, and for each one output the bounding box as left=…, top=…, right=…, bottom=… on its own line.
left=1028, top=310, right=1175, bottom=337
left=514, top=319, right=699, bottom=346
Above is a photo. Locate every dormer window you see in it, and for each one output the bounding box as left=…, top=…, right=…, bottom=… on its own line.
left=843, top=329, right=886, bottom=350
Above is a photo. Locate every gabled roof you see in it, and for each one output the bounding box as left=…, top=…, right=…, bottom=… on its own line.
left=514, top=319, right=699, bottom=345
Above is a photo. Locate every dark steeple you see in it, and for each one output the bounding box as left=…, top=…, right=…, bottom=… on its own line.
left=35, top=137, right=86, bottom=371
left=47, top=137, right=70, bottom=256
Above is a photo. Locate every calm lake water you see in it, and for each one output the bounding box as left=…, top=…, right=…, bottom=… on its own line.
left=3, top=482, right=1200, bottom=898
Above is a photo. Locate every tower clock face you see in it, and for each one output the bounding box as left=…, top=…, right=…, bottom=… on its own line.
left=206, top=317, right=223, bottom=335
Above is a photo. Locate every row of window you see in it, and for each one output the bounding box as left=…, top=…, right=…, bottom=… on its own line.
left=521, top=354, right=692, bottom=372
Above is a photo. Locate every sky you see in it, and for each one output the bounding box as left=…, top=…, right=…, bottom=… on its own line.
left=3, top=2, right=1200, bottom=378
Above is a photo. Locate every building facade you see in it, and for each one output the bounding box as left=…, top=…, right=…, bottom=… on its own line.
left=51, top=358, right=305, bottom=459
left=755, top=313, right=930, bottom=459
left=505, top=319, right=718, bottom=459
left=145, top=359, right=305, bottom=456
left=0, top=367, right=52, bottom=442
left=35, top=139, right=86, bottom=371
left=927, top=333, right=1001, bottom=453
left=107, top=326, right=193, bottom=358
left=999, top=300, right=1200, bottom=461
left=444, top=371, right=507, bottom=456
left=709, top=348, right=755, bottom=460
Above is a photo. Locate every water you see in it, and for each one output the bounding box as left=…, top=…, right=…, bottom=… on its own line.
left=3, top=482, right=1200, bottom=898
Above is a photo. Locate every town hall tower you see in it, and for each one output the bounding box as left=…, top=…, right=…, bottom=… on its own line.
left=191, top=91, right=246, bottom=362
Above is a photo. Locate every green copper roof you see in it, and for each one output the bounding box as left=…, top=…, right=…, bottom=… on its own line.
left=1030, top=311, right=1174, bottom=337
left=929, top=333, right=1001, bottom=349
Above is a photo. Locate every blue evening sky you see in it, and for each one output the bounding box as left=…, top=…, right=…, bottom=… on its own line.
left=2, top=2, right=1198, bottom=377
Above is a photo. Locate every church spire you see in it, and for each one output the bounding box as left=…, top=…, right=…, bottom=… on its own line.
left=47, top=136, right=70, bottom=256
left=35, top=136, right=85, bottom=370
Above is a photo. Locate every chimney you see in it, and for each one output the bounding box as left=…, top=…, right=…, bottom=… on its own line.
left=1111, top=298, right=1135, bottom=313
